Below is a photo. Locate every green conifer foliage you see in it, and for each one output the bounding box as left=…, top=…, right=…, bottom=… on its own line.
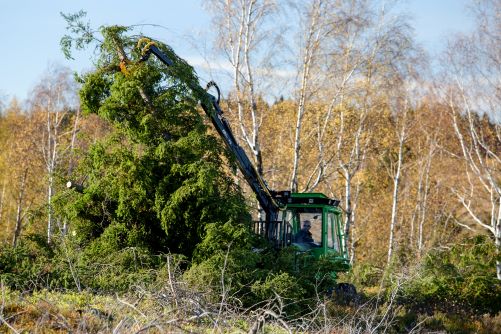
left=60, top=25, right=249, bottom=259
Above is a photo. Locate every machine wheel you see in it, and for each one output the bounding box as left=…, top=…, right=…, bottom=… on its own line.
left=334, top=282, right=359, bottom=305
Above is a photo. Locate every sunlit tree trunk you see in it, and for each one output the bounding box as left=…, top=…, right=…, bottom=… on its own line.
left=387, top=123, right=405, bottom=265
left=496, top=215, right=501, bottom=279
left=45, top=93, right=59, bottom=245
left=12, top=168, right=27, bottom=247
left=343, top=170, right=353, bottom=259
left=386, top=89, right=416, bottom=266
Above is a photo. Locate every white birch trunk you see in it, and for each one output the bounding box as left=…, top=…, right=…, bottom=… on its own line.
left=343, top=169, right=352, bottom=258
left=47, top=175, right=54, bottom=244
left=496, top=198, right=501, bottom=280
left=46, top=98, right=58, bottom=245
left=349, top=178, right=362, bottom=264
left=387, top=117, right=406, bottom=265
left=496, top=223, right=501, bottom=280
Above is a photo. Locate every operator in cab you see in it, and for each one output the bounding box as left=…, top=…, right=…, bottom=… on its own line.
left=295, top=220, right=314, bottom=243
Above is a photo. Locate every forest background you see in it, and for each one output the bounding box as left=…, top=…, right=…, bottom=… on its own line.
left=0, top=0, right=500, bottom=333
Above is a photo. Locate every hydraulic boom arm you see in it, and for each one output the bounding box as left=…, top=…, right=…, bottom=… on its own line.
left=139, top=42, right=281, bottom=222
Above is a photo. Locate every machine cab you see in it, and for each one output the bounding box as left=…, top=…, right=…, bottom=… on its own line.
left=280, top=193, right=348, bottom=261
left=252, top=191, right=349, bottom=267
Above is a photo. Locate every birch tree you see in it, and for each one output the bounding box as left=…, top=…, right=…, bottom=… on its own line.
left=289, top=0, right=327, bottom=192
left=442, top=0, right=501, bottom=279
left=206, top=0, right=278, bottom=219
left=313, top=1, right=416, bottom=261
left=384, top=58, right=423, bottom=265
left=386, top=104, right=411, bottom=264
left=412, top=115, right=438, bottom=257
left=301, top=0, right=369, bottom=193
left=30, top=65, right=78, bottom=244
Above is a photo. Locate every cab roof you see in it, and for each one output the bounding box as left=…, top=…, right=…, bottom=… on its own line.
left=273, top=191, right=340, bottom=207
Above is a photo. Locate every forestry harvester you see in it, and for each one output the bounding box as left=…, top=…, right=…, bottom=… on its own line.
left=137, top=39, right=351, bottom=278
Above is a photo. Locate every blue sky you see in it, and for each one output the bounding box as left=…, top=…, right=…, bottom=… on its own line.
left=403, top=0, right=474, bottom=51
left=0, top=0, right=473, bottom=102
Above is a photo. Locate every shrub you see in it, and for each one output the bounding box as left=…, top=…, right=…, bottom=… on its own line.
left=401, top=235, right=501, bottom=316
left=0, top=235, right=51, bottom=290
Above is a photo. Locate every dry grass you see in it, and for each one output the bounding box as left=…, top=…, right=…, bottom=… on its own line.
left=0, top=288, right=296, bottom=333
left=0, top=280, right=405, bottom=334
left=1, top=257, right=498, bottom=334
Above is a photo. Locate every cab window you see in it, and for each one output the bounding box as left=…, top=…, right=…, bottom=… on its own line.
left=327, top=212, right=340, bottom=252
